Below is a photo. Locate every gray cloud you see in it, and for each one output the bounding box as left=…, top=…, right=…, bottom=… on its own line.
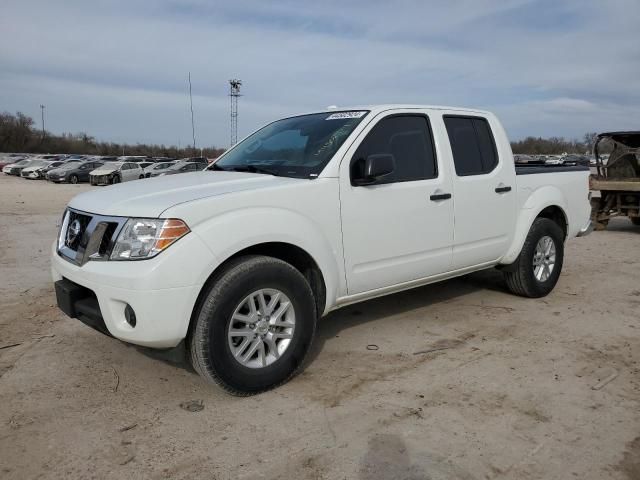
left=1, top=0, right=638, bottom=146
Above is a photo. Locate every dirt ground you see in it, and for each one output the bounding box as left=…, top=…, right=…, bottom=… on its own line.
left=0, top=173, right=638, bottom=480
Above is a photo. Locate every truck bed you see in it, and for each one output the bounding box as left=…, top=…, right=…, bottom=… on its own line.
left=515, top=163, right=590, bottom=175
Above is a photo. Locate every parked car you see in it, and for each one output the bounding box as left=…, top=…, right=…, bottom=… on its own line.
left=152, top=157, right=177, bottom=163
left=561, top=154, right=590, bottom=167
left=138, top=161, right=154, bottom=171
left=47, top=161, right=105, bottom=184
left=0, top=153, right=29, bottom=170
left=118, top=156, right=150, bottom=163
left=3, top=158, right=34, bottom=175
left=149, top=160, right=206, bottom=177
left=143, top=161, right=175, bottom=178
left=89, top=162, right=144, bottom=185
left=32, top=161, right=67, bottom=179
left=52, top=105, right=592, bottom=394
left=21, top=160, right=61, bottom=179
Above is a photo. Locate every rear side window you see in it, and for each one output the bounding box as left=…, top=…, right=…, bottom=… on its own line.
left=352, top=115, right=437, bottom=184
left=444, top=116, right=498, bottom=176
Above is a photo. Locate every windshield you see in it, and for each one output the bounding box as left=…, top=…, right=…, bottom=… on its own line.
left=27, top=160, right=47, bottom=167
left=212, top=111, right=369, bottom=178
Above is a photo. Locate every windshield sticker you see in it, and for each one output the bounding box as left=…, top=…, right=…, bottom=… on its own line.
left=325, top=111, right=367, bottom=120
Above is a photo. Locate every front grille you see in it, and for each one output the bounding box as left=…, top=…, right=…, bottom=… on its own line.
left=65, top=211, right=92, bottom=251
left=98, top=223, right=118, bottom=256
left=58, top=209, right=127, bottom=265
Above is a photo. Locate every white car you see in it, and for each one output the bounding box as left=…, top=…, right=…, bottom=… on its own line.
left=21, top=160, right=60, bottom=179
left=3, top=158, right=35, bottom=175
left=52, top=105, right=592, bottom=394
left=89, top=161, right=144, bottom=185
left=143, top=161, right=175, bottom=178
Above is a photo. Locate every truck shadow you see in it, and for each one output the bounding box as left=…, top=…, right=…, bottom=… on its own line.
left=305, top=267, right=507, bottom=366
left=132, top=267, right=508, bottom=376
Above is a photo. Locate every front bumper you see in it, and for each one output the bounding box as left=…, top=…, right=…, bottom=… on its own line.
left=51, top=232, right=216, bottom=348
left=90, top=174, right=111, bottom=185
left=21, top=171, right=41, bottom=179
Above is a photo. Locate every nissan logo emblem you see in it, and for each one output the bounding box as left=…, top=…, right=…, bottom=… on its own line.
left=66, top=219, right=82, bottom=245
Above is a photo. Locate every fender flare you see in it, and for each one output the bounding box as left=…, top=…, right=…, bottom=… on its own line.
left=190, top=206, right=342, bottom=312
left=501, top=186, right=568, bottom=265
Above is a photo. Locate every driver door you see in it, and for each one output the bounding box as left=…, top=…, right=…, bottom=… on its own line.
left=339, top=113, right=454, bottom=295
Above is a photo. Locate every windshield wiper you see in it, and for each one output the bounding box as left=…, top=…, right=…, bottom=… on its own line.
left=228, top=165, right=281, bottom=176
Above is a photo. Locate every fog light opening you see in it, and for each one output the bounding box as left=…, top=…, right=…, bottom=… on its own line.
left=124, top=304, right=137, bottom=328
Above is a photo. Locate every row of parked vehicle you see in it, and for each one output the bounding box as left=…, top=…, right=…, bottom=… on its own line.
left=0, top=154, right=211, bottom=185
left=513, top=153, right=596, bottom=166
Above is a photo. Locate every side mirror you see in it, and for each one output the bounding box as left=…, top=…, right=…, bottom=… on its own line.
left=352, top=154, right=396, bottom=186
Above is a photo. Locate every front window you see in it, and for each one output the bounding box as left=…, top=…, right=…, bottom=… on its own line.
left=212, top=111, right=369, bottom=178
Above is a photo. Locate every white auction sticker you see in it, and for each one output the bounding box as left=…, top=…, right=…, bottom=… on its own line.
left=325, top=111, right=367, bottom=120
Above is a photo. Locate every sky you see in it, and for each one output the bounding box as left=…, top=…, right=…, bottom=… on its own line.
left=1, top=0, right=639, bottom=148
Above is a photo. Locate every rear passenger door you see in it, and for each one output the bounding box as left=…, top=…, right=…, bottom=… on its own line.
left=443, top=115, right=515, bottom=269
left=122, top=163, right=135, bottom=181
left=340, top=113, right=454, bottom=294
left=77, top=163, right=92, bottom=181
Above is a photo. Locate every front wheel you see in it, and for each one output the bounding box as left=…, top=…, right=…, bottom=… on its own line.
left=69, top=174, right=79, bottom=184
left=188, top=255, right=317, bottom=395
left=503, top=218, right=564, bottom=298
left=111, top=175, right=120, bottom=184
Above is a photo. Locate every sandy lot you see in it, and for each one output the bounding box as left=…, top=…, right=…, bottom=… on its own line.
left=0, top=173, right=638, bottom=480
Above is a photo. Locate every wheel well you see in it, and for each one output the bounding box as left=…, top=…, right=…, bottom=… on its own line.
left=537, top=206, right=567, bottom=238
left=190, top=243, right=327, bottom=332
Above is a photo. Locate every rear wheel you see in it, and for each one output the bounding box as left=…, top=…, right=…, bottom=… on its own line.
left=188, top=255, right=317, bottom=395
left=69, top=174, right=79, bottom=184
left=503, top=218, right=564, bottom=298
left=631, top=217, right=640, bottom=226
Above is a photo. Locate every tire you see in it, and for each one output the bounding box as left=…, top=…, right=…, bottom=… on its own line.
left=111, top=175, right=120, bottom=184
left=631, top=217, right=640, bottom=226
left=139, top=174, right=144, bottom=179
left=69, top=174, right=79, bottom=184
left=503, top=218, right=564, bottom=298
left=188, top=255, right=317, bottom=395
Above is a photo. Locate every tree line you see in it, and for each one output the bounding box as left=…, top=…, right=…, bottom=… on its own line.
left=1, top=110, right=603, bottom=158
left=0, top=111, right=226, bottom=159
left=510, top=133, right=600, bottom=155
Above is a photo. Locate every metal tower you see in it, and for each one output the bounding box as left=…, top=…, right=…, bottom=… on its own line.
left=229, top=79, right=242, bottom=146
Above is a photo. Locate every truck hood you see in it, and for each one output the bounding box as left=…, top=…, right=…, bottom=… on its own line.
left=68, top=171, right=303, bottom=217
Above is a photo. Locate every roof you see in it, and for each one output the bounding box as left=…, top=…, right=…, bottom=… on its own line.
left=302, top=104, right=492, bottom=116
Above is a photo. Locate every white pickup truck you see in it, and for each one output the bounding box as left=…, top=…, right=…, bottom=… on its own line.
left=52, top=105, right=592, bottom=394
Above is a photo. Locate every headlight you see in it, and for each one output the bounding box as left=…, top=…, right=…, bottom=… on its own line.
left=110, top=218, right=190, bottom=260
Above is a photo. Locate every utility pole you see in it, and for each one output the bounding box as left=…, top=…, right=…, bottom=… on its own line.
left=229, top=79, right=242, bottom=146
left=39, top=104, right=46, bottom=138
left=188, top=72, right=196, bottom=154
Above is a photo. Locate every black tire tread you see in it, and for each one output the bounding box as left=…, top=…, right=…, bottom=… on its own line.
left=188, top=255, right=316, bottom=396
left=504, top=218, right=564, bottom=298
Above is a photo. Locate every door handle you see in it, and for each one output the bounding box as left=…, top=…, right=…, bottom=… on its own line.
left=430, top=192, right=452, bottom=201
left=495, top=185, right=512, bottom=193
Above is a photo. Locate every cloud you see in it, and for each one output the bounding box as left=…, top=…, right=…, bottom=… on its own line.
left=0, top=0, right=638, bottom=146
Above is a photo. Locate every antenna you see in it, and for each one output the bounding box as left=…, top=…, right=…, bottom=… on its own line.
left=229, top=79, right=242, bottom=146
left=39, top=104, right=46, bottom=138
left=188, top=72, right=196, bottom=153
